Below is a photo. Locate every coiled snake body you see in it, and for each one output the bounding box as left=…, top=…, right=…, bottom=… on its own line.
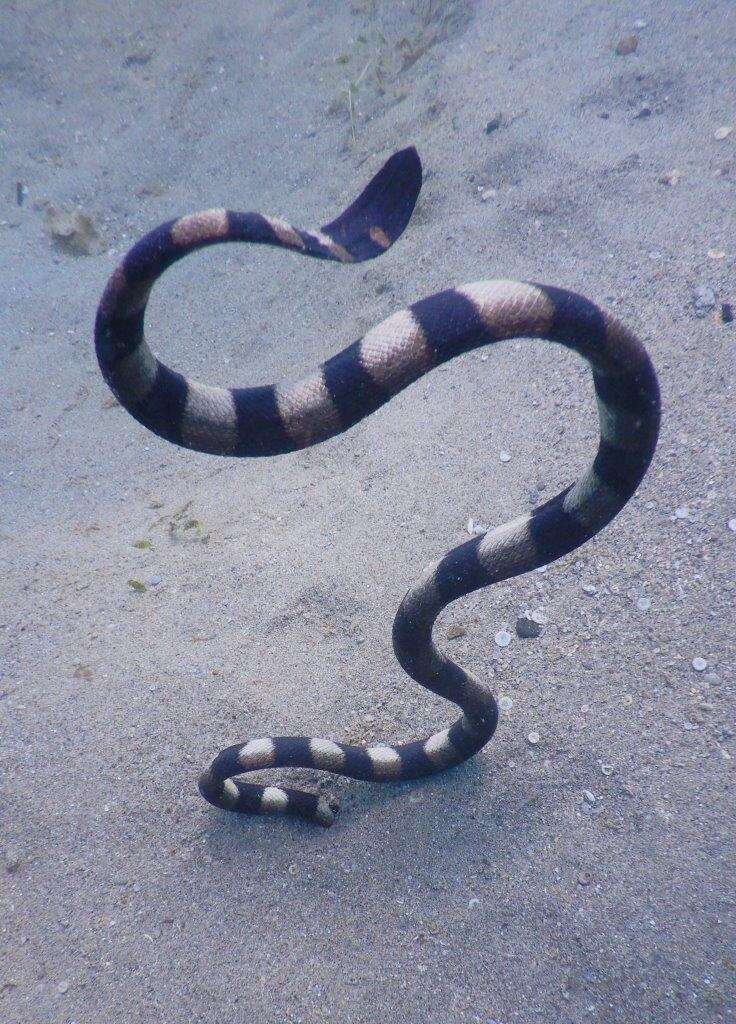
left=95, top=148, right=660, bottom=827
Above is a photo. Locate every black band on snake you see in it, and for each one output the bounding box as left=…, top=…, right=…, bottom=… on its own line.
left=95, top=147, right=660, bottom=827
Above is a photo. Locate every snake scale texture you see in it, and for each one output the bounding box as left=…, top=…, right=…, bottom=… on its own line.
left=95, top=147, right=660, bottom=827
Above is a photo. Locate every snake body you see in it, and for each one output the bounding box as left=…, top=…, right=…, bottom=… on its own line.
left=95, top=147, right=660, bottom=827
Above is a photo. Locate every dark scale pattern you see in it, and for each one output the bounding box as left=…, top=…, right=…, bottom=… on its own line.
left=226, top=211, right=280, bottom=245
left=94, top=148, right=660, bottom=827
left=95, top=306, right=145, bottom=374
left=527, top=486, right=590, bottom=563
left=132, top=363, right=189, bottom=447
left=433, top=535, right=492, bottom=604
left=232, top=385, right=297, bottom=457
left=123, top=221, right=180, bottom=283
left=593, top=438, right=655, bottom=498
left=397, top=740, right=437, bottom=779
left=531, top=281, right=609, bottom=356
left=321, top=340, right=388, bottom=429
left=410, top=289, right=491, bottom=362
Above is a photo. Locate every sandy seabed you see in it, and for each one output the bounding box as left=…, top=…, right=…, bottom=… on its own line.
left=2, top=2, right=734, bottom=1022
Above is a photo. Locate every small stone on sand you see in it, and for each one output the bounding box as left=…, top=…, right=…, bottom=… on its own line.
left=692, top=286, right=716, bottom=317
left=615, top=34, right=638, bottom=55
left=658, top=168, right=682, bottom=186
left=516, top=616, right=541, bottom=638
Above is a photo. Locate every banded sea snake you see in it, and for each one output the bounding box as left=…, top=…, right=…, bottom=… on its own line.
left=95, top=147, right=660, bottom=827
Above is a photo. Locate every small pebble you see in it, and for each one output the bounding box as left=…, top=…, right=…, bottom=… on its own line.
left=578, top=870, right=593, bottom=886
left=499, top=450, right=511, bottom=463
left=4, top=850, right=20, bottom=874
left=658, top=168, right=682, bottom=186
left=124, top=48, right=153, bottom=67
left=484, top=113, right=504, bottom=134
left=692, top=657, right=707, bottom=672
left=674, top=506, right=690, bottom=519
left=636, top=596, right=652, bottom=611
left=615, top=34, right=638, bottom=55
left=714, top=125, right=734, bottom=141
left=722, top=303, right=734, bottom=324
left=529, top=609, right=548, bottom=625
left=692, top=285, right=717, bottom=317
left=582, top=583, right=597, bottom=595
left=147, top=575, right=163, bottom=587
left=527, top=731, right=541, bottom=745
left=634, top=103, right=652, bottom=119
left=468, top=896, right=481, bottom=908
left=583, top=790, right=597, bottom=805
left=516, top=616, right=541, bottom=638
left=633, top=18, right=647, bottom=29
left=600, top=764, right=615, bottom=777
left=499, top=695, right=514, bottom=712
left=58, top=981, right=70, bottom=994
left=728, top=518, right=736, bottom=533
left=494, top=630, right=512, bottom=648
left=683, top=721, right=697, bottom=731
left=447, top=623, right=467, bottom=640
left=703, top=672, right=720, bottom=686
left=480, top=187, right=497, bottom=201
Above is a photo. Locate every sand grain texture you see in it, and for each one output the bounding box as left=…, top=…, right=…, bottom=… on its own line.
left=1, top=2, right=734, bottom=1022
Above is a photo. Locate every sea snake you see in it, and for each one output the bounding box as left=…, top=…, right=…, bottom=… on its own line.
left=95, top=147, right=660, bottom=827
